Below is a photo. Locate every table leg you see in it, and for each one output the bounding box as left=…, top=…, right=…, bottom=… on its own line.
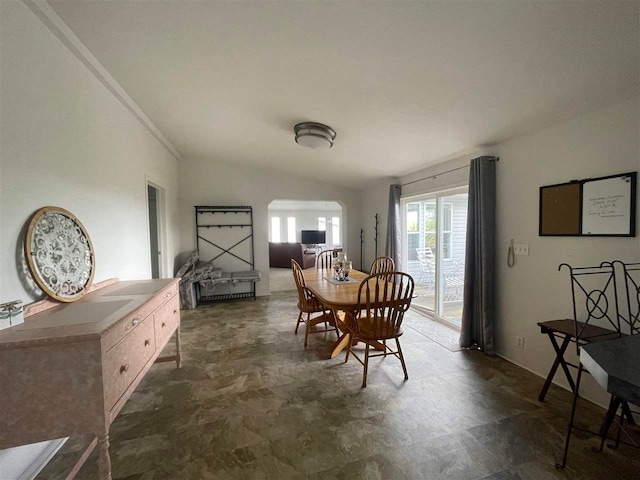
left=539, top=334, right=573, bottom=402
left=330, top=333, right=351, bottom=359
left=175, top=325, right=182, bottom=369
left=597, top=396, right=622, bottom=452
left=621, top=401, right=635, bottom=425
left=97, top=432, right=112, bottom=480
left=329, top=310, right=353, bottom=359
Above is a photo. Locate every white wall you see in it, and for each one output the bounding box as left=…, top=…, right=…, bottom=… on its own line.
left=178, top=156, right=362, bottom=295
left=0, top=1, right=180, bottom=302
left=0, top=1, right=180, bottom=475
left=494, top=98, right=640, bottom=403
left=360, top=177, right=398, bottom=270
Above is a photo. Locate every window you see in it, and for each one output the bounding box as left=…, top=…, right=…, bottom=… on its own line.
left=331, top=216, right=340, bottom=246
left=318, top=217, right=326, bottom=231
left=442, top=203, right=452, bottom=260
left=287, top=217, right=296, bottom=242
left=406, top=204, right=420, bottom=261
left=271, top=217, right=281, bottom=242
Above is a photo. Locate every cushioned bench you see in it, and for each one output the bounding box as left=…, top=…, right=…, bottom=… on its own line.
left=176, top=252, right=261, bottom=309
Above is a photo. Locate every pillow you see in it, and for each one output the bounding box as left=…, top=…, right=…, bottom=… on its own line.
left=175, top=251, right=199, bottom=278
left=191, top=261, right=224, bottom=281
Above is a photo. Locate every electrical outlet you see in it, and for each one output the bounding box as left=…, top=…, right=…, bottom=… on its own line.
left=516, top=336, right=525, bottom=349
left=513, top=243, right=530, bottom=256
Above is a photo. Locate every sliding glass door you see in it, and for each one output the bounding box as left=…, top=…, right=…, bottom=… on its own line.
left=402, top=188, right=468, bottom=327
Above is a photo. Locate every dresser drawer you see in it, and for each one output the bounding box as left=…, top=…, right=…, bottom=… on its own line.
left=154, top=294, right=179, bottom=348
left=103, top=303, right=156, bottom=352
left=103, top=316, right=156, bottom=410
left=157, top=283, right=178, bottom=304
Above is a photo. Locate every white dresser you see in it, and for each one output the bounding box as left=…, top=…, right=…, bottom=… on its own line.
left=0, top=278, right=181, bottom=480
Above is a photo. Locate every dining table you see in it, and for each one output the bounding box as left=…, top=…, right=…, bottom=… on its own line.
left=303, top=267, right=385, bottom=359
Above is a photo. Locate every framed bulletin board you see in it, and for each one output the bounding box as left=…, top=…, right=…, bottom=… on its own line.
left=539, top=172, right=636, bottom=237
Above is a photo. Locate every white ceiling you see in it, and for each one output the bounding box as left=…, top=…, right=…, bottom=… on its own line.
left=47, top=1, right=639, bottom=189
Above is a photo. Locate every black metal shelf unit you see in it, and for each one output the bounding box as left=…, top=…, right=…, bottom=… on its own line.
left=195, top=205, right=257, bottom=302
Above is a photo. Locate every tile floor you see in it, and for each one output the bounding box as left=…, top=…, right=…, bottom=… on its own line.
left=41, top=292, right=640, bottom=479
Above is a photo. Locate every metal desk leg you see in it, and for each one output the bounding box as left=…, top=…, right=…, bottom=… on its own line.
left=597, top=396, right=622, bottom=452
left=539, top=334, right=574, bottom=402
left=621, top=401, right=636, bottom=425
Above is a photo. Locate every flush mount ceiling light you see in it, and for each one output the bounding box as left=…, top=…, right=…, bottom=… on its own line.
left=294, top=122, right=336, bottom=149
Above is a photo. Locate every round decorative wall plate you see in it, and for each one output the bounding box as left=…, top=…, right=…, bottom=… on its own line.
left=25, top=206, right=95, bottom=302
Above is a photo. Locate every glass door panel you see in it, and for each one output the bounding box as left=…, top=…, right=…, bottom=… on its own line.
left=439, top=193, right=467, bottom=326
left=406, top=199, right=436, bottom=313
left=403, top=190, right=468, bottom=327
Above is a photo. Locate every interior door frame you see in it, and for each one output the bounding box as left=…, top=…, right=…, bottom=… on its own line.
left=401, top=185, right=468, bottom=327
left=146, top=179, right=167, bottom=279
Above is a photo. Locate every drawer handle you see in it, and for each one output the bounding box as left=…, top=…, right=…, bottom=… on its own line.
left=125, top=316, right=142, bottom=332
left=173, top=310, right=177, bottom=315
left=164, top=291, right=172, bottom=299
left=144, top=339, right=151, bottom=346
left=120, top=364, right=130, bottom=374
left=161, top=322, right=166, bottom=328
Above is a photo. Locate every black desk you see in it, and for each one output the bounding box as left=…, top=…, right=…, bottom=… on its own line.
left=582, top=335, right=640, bottom=440
left=558, top=335, right=639, bottom=468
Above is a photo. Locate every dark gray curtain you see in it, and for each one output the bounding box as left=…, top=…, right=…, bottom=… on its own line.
left=460, top=156, right=497, bottom=353
left=385, top=184, right=402, bottom=268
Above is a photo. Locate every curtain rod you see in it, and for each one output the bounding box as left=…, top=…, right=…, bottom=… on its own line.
left=400, top=157, right=499, bottom=187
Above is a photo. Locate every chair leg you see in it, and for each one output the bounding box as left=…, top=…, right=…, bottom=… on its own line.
left=295, top=311, right=303, bottom=334
left=557, top=364, right=584, bottom=469
left=396, top=338, right=408, bottom=380
left=332, top=312, right=340, bottom=338
left=304, top=313, right=310, bottom=348
left=362, top=342, right=370, bottom=388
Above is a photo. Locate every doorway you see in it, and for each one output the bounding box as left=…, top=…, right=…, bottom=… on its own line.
left=267, top=199, right=343, bottom=293
left=402, top=188, right=468, bottom=327
left=147, top=183, right=163, bottom=279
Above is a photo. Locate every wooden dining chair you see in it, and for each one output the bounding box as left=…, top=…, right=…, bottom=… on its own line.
left=369, top=256, right=395, bottom=275
left=291, top=259, right=338, bottom=347
left=316, top=248, right=342, bottom=269
left=344, top=271, right=415, bottom=387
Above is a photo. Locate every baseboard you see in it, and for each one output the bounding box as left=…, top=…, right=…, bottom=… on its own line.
left=495, top=352, right=609, bottom=411
left=18, top=438, right=67, bottom=480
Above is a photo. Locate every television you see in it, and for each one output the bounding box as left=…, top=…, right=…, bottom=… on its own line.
left=301, top=230, right=326, bottom=244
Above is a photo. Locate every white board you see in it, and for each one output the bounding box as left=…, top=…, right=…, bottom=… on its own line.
left=582, top=174, right=633, bottom=235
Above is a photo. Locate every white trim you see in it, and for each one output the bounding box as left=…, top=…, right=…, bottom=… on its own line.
left=145, top=179, right=167, bottom=278
left=402, top=184, right=469, bottom=202
left=495, top=353, right=609, bottom=411
left=17, top=438, right=67, bottom=480
left=23, top=0, right=181, bottom=161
